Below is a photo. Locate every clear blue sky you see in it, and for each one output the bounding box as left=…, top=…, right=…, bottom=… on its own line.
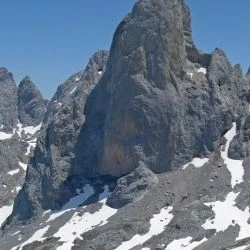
left=0, top=0, right=249, bottom=99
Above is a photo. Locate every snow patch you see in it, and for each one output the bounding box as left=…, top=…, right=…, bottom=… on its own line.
left=231, top=245, right=250, bottom=250
left=187, top=72, right=193, bottom=78
left=11, top=231, right=21, bottom=236
left=11, top=225, right=50, bottom=250
left=7, top=169, right=20, bottom=175
left=221, top=122, right=244, bottom=188
left=46, top=184, right=95, bottom=222
left=22, top=123, right=42, bottom=135
left=0, top=130, right=15, bottom=140
left=197, top=67, right=207, bottom=74
left=54, top=185, right=117, bottom=250
left=0, top=204, right=13, bottom=227
left=98, top=70, right=103, bottom=75
left=201, top=123, right=249, bottom=239
left=11, top=186, right=22, bottom=194
left=16, top=122, right=22, bottom=137
left=182, top=157, right=209, bottom=170
left=70, top=86, right=77, bottom=95
left=202, top=192, right=250, bottom=240
left=0, top=122, right=41, bottom=141
left=115, top=206, right=174, bottom=250
left=16, top=122, right=42, bottom=138
left=19, top=161, right=27, bottom=171
left=16, top=186, right=22, bottom=193
left=165, top=236, right=207, bottom=250
left=25, top=139, right=37, bottom=156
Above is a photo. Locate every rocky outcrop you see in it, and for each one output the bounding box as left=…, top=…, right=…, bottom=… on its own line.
left=74, top=0, right=247, bottom=178
left=18, top=76, right=48, bottom=126
left=107, top=163, right=158, bottom=208
left=229, top=115, right=250, bottom=159
left=5, top=0, right=250, bottom=226
left=0, top=68, right=18, bottom=132
left=228, top=69, right=250, bottom=159
left=0, top=68, right=47, bottom=228
left=6, top=51, right=109, bottom=223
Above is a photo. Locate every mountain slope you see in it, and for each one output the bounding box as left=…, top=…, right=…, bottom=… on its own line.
left=1, top=0, right=250, bottom=249
left=0, top=71, right=47, bottom=228
left=18, top=76, right=48, bottom=126
left=5, top=50, right=109, bottom=222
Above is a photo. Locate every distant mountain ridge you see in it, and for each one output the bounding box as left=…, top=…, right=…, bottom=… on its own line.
left=0, top=68, right=47, bottom=231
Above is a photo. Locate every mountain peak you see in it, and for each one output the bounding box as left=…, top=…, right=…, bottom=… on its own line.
left=0, top=67, right=15, bottom=85
left=109, top=0, right=193, bottom=89
left=3, top=3, right=250, bottom=250
left=18, top=78, right=47, bottom=126
left=19, top=76, right=32, bottom=84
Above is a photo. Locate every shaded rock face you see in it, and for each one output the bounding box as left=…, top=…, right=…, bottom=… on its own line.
left=229, top=115, right=250, bottom=159
left=0, top=68, right=47, bottom=228
left=0, top=67, right=18, bottom=131
left=6, top=0, right=249, bottom=225
left=18, top=76, right=48, bottom=126
left=228, top=73, right=250, bottom=159
left=46, top=50, right=109, bottom=120
left=0, top=67, right=47, bottom=130
left=74, top=0, right=247, bottom=177
left=0, top=138, right=28, bottom=208
left=6, top=51, right=109, bottom=222
left=107, top=163, right=158, bottom=209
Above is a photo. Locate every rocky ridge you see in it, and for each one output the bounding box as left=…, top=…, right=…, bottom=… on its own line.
left=0, top=69, right=47, bottom=229
left=1, top=0, right=250, bottom=249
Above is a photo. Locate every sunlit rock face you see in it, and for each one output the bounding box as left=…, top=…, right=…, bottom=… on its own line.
left=74, top=0, right=247, bottom=177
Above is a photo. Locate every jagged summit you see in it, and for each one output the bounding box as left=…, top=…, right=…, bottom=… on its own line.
left=109, top=0, right=193, bottom=88
left=18, top=76, right=48, bottom=126
left=19, top=76, right=32, bottom=86
left=0, top=68, right=47, bottom=238
left=0, top=67, right=17, bottom=131
left=0, top=67, right=15, bottom=84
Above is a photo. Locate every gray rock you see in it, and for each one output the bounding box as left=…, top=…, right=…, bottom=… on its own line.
left=0, top=68, right=47, bottom=228
left=74, top=0, right=246, bottom=178
left=228, top=114, right=250, bottom=159
left=5, top=0, right=250, bottom=238
left=107, top=163, right=158, bottom=208
left=0, top=138, right=28, bottom=208
left=18, top=76, right=48, bottom=126
left=0, top=67, right=18, bottom=131
left=6, top=50, right=109, bottom=223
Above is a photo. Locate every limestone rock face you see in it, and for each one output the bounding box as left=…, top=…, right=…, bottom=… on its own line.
left=0, top=67, right=18, bottom=131
left=7, top=51, right=109, bottom=222
left=0, top=68, right=47, bottom=228
left=74, top=0, right=246, bottom=177
left=18, top=76, right=48, bottom=126
left=6, top=0, right=249, bottom=225
left=107, top=164, right=158, bottom=209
